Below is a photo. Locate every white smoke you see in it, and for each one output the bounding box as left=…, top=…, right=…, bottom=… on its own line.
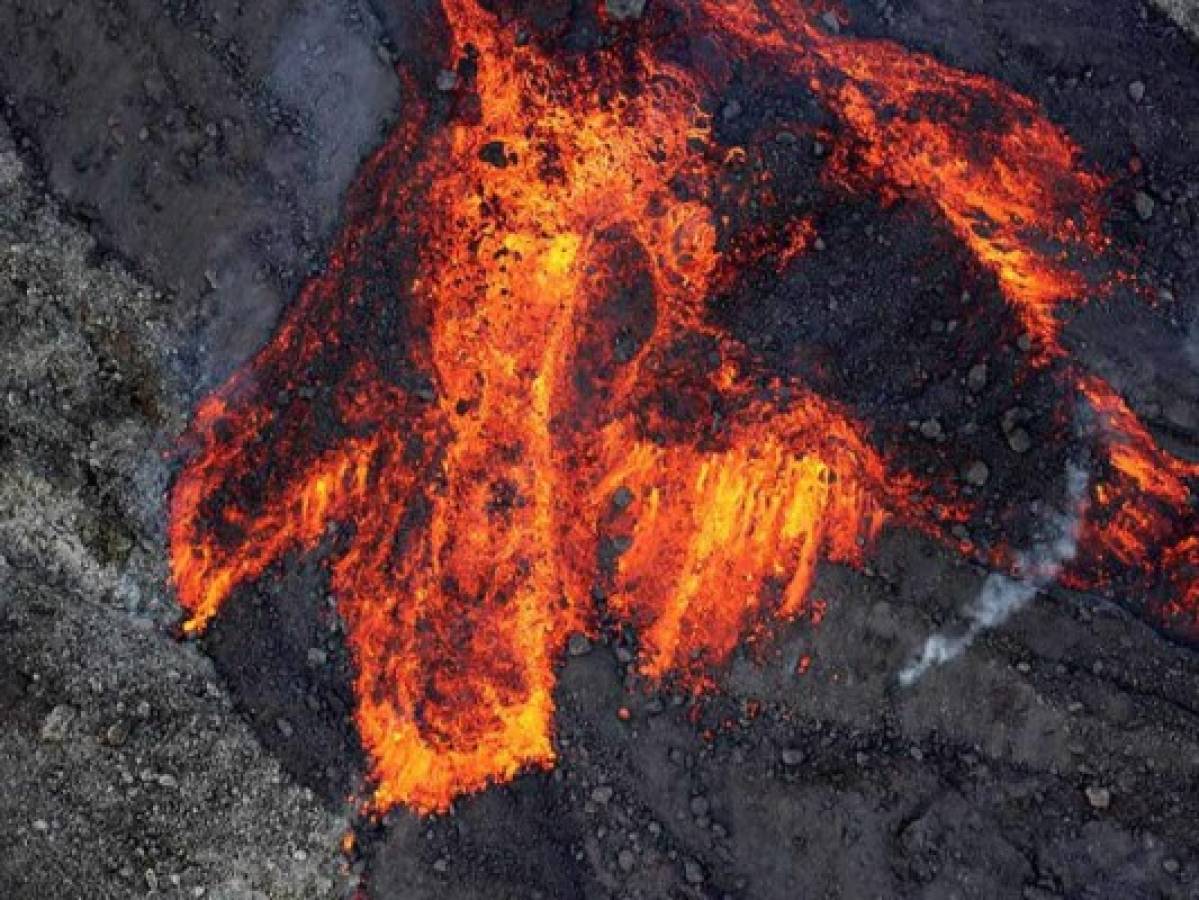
left=898, top=464, right=1089, bottom=687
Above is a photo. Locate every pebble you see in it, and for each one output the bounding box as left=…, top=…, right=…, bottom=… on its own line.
left=1128, top=80, right=1145, bottom=102
left=435, top=69, right=458, bottom=92
left=967, top=363, right=988, bottom=393
left=567, top=633, right=592, bottom=657
left=964, top=461, right=990, bottom=487
left=919, top=418, right=943, bottom=440
left=1007, top=427, right=1032, bottom=454
left=605, top=0, right=646, bottom=20
left=689, top=796, right=710, bottom=817
left=41, top=704, right=76, bottom=742
left=1134, top=191, right=1155, bottom=221
left=820, top=10, right=841, bottom=33
left=618, top=849, right=636, bottom=873
left=780, top=748, right=805, bottom=766
left=1162, top=857, right=1180, bottom=874
left=683, top=859, right=705, bottom=884
left=1085, top=785, right=1112, bottom=810
left=591, top=785, right=614, bottom=804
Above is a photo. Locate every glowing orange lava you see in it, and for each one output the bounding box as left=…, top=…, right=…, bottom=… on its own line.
left=169, top=0, right=1197, bottom=813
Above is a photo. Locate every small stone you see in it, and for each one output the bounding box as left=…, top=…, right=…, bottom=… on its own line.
left=1016, top=333, right=1034, bottom=352
left=1162, top=857, right=1180, bottom=874
left=41, top=705, right=76, bottom=742
left=618, top=849, right=636, bottom=873
left=567, top=633, right=592, bottom=657
left=432, top=858, right=449, bottom=874
left=919, top=418, right=943, bottom=440
left=820, top=10, right=841, bottom=33
left=689, top=796, right=710, bottom=817
left=1128, top=81, right=1145, bottom=103
left=605, top=0, right=646, bottom=21
left=1007, top=427, right=1032, bottom=454
left=967, top=363, right=988, bottom=393
left=683, top=859, right=705, bottom=884
left=721, top=100, right=742, bottom=122
left=157, top=773, right=178, bottom=789
left=436, top=69, right=458, bottom=92
left=307, top=647, right=328, bottom=667
left=1085, top=785, right=1112, bottom=810
left=964, top=461, right=990, bottom=487
left=780, top=748, right=805, bottom=766
left=591, top=785, right=614, bottom=804
left=276, top=717, right=294, bottom=739
left=104, top=721, right=130, bottom=747
left=1001, top=407, right=1027, bottom=434
left=1134, top=191, right=1155, bottom=221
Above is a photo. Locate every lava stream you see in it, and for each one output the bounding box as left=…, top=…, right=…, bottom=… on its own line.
left=168, top=0, right=1197, bottom=813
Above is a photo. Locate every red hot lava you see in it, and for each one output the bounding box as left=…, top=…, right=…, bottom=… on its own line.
left=168, top=0, right=1198, bottom=813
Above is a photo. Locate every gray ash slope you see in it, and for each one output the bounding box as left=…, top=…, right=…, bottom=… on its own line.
left=1, top=1, right=1198, bottom=899
left=0, top=125, right=351, bottom=898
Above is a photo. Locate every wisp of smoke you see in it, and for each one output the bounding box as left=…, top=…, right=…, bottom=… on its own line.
left=898, top=464, right=1089, bottom=687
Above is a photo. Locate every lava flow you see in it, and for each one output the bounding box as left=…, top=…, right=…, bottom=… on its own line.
left=168, top=0, right=1198, bottom=814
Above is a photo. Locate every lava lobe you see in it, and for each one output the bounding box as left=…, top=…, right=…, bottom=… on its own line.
left=169, top=0, right=1198, bottom=813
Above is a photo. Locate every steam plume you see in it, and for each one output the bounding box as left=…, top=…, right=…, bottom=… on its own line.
left=899, top=464, right=1089, bottom=686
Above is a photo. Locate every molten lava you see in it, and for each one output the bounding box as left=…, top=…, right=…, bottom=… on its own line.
left=169, top=0, right=1198, bottom=813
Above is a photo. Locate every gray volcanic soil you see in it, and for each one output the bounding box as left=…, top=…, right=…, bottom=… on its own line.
left=1, top=1, right=1197, bottom=899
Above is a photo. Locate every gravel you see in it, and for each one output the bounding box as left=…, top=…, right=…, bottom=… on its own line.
left=0, top=124, right=351, bottom=899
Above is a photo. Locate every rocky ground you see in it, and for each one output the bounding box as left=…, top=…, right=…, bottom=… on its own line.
left=1, top=1, right=1198, bottom=899
left=0, top=123, right=352, bottom=898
